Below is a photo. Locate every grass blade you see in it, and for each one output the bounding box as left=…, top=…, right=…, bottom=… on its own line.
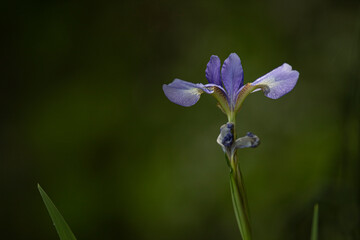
left=310, top=204, right=319, bottom=240
left=38, top=184, right=77, bottom=240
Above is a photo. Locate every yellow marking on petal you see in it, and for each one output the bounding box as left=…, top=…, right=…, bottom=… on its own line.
left=254, top=77, right=276, bottom=93
left=207, top=86, right=231, bottom=116
left=185, top=88, right=203, bottom=96
left=237, top=83, right=252, bottom=96
left=234, top=83, right=257, bottom=113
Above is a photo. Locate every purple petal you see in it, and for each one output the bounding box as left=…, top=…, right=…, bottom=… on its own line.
left=162, top=79, right=213, bottom=107
left=251, top=63, right=299, bottom=99
left=221, top=53, right=244, bottom=105
left=205, top=55, right=221, bottom=85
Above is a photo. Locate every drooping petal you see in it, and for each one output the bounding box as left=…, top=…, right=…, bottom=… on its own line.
left=251, top=63, right=299, bottom=99
left=235, top=132, right=260, bottom=149
left=205, top=55, right=221, bottom=85
left=221, top=53, right=244, bottom=106
left=162, top=79, right=213, bottom=107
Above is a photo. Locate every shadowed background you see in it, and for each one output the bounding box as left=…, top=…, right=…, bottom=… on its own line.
left=1, top=0, right=359, bottom=239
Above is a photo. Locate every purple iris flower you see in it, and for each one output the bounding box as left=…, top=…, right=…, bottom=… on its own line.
left=163, top=53, right=299, bottom=121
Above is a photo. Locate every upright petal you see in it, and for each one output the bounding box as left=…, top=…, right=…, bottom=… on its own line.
left=162, top=79, right=213, bottom=107
left=221, top=53, right=244, bottom=106
left=251, top=63, right=299, bottom=99
left=205, top=55, right=221, bottom=85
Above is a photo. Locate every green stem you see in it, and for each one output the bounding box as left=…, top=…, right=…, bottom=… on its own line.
left=310, top=204, right=319, bottom=240
left=229, top=154, right=252, bottom=240
left=228, top=112, right=236, bottom=124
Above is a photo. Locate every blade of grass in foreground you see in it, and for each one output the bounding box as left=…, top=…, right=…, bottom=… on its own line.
left=38, top=184, right=77, bottom=240
left=310, top=204, right=319, bottom=240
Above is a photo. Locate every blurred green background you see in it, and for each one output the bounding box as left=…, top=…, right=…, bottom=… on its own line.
left=2, top=0, right=359, bottom=239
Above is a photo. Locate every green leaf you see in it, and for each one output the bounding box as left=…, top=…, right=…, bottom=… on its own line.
left=229, top=164, right=252, bottom=240
left=310, top=204, right=319, bottom=240
left=38, top=184, right=77, bottom=240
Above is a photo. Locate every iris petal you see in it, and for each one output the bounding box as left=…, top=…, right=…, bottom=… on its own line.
left=251, top=63, right=299, bottom=99
left=162, top=79, right=213, bottom=107
left=221, top=53, right=244, bottom=106
left=205, top=55, right=221, bottom=85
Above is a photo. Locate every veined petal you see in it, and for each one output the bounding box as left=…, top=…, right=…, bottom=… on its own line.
left=163, top=79, right=213, bottom=107
left=233, top=83, right=257, bottom=112
left=221, top=53, right=244, bottom=106
left=251, top=63, right=299, bottom=99
left=205, top=83, right=231, bottom=115
left=205, top=55, right=221, bottom=85
left=204, top=83, right=227, bottom=98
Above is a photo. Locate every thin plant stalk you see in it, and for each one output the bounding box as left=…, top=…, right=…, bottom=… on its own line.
left=229, top=154, right=252, bottom=240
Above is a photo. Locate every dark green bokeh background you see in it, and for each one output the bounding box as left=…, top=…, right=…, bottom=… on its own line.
left=2, top=0, right=359, bottom=239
